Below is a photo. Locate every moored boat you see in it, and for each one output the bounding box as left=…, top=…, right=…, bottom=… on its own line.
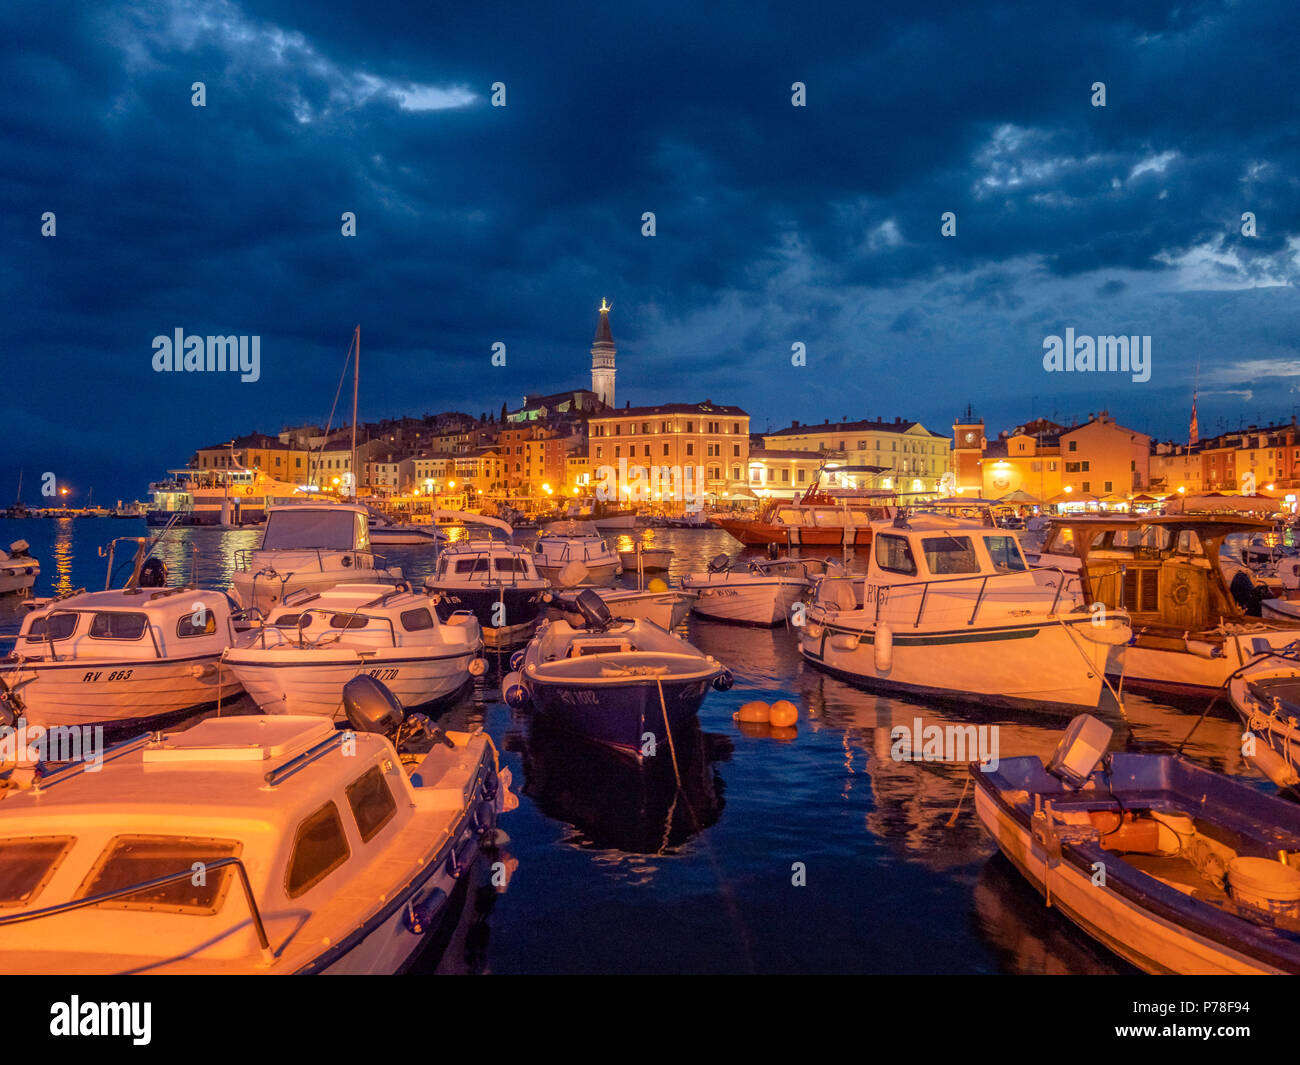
left=0, top=540, right=39, bottom=596
left=593, top=587, right=694, bottom=630
left=532, top=520, right=620, bottom=585
left=501, top=590, right=732, bottom=758
left=427, top=539, right=549, bottom=649
left=223, top=582, right=484, bottom=718
left=230, top=503, right=398, bottom=615
left=798, top=515, right=1129, bottom=709
left=681, top=554, right=827, bottom=626
left=974, top=714, right=1300, bottom=974
left=0, top=701, right=513, bottom=974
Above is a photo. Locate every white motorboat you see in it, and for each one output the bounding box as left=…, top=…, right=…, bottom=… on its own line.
left=0, top=540, right=39, bottom=596
left=366, top=517, right=443, bottom=546
left=223, top=583, right=484, bottom=719
left=593, top=587, right=694, bottom=630
left=1227, top=651, right=1300, bottom=789
left=681, top=554, right=826, bottom=626
left=798, top=516, right=1130, bottom=709
left=532, top=521, right=620, bottom=585
left=501, top=589, right=732, bottom=758
left=231, top=504, right=399, bottom=616
left=426, top=539, right=549, bottom=649
left=0, top=538, right=241, bottom=729
left=0, top=703, right=514, bottom=974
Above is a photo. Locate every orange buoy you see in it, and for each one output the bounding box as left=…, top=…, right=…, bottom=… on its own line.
left=768, top=700, right=799, bottom=728
left=733, top=700, right=771, bottom=723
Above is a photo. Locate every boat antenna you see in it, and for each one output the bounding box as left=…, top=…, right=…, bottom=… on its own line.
left=351, top=325, right=360, bottom=501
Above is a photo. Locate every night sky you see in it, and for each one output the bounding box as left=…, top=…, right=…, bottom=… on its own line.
left=6, top=0, right=1299, bottom=503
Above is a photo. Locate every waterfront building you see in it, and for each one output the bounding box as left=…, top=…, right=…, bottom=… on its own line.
left=763, top=416, right=950, bottom=496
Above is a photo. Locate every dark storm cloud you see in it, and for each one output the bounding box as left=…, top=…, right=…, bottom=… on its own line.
left=3, top=0, right=1299, bottom=498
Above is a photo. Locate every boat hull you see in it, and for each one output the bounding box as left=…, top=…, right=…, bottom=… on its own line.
left=526, top=675, right=713, bottom=757
left=536, top=561, right=621, bottom=585
left=1109, top=627, right=1300, bottom=701
left=680, top=576, right=805, bottom=626
left=1, top=654, right=243, bottom=728
left=223, top=649, right=476, bottom=718
left=432, top=586, right=546, bottom=649
left=800, top=616, right=1118, bottom=710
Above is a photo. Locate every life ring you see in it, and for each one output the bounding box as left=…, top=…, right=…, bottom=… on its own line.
left=244, top=486, right=254, bottom=496
left=1170, top=579, right=1190, bottom=606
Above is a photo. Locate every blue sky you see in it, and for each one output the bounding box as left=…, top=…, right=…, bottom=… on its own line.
left=5, top=0, right=1299, bottom=501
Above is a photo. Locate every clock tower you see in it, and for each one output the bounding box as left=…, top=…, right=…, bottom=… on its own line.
left=952, top=405, right=986, bottom=494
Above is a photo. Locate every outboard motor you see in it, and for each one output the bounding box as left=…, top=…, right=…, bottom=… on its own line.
left=138, top=557, right=167, bottom=588
left=574, top=588, right=613, bottom=631
left=707, top=553, right=731, bottom=574
left=8, top=540, right=31, bottom=558
left=1046, top=713, right=1113, bottom=788
left=342, top=674, right=404, bottom=737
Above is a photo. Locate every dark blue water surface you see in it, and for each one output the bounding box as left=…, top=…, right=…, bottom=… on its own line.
left=0, top=517, right=1265, bottom=974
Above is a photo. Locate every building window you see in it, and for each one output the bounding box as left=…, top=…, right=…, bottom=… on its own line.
left=1082, top=481, right=1091, bottom=493
left=781, top=469, right=790, bottom=482
left=1104, top=481, right=1113, bottom=493
left=686, top=443, right=694, bottom=456
left=1068, top=441, right=1077, bottom=452
left=733, top=444, right=740, bottom=457
left=663, top=443, right=670, bottom=457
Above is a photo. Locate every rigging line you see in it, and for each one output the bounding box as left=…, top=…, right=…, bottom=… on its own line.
left=312, top=332, right=357, bottom=488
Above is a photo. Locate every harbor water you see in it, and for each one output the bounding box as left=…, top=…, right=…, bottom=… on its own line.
left=0, top=517, right=1269, bottom=974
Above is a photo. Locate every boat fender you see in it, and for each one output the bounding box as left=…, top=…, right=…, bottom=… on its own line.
left=806, top=621, right=823, bottom=639
left=874, top=624, right=893, bottom=673
left=734, top=700, right=771, bottom=723
left=712, top=669, right=734, bottom=691
left=472, top=797, right=497, bottom=836
left=1246, top=742, right=1300, bottom=790
left=508, top=649, right=527, bottom=672
left=403, top=888, right=449, bottom=936
left=468, top=657, right=488, bottom=677
left=502, top=671, right=530, bottom=709
left=830, top=633, right=859, bottom=652
left=188, top=662, right=218, bottom=680
left=1185, top=639, right=1223, bottom=659
left=769, top=700, right=798, bottom=727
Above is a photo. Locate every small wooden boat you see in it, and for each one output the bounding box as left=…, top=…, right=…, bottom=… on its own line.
left=223, top=583, right=484, bottom=718
left=532, top=521, right=620, bottom=585
left=974, top=714, right=1300, bottom=974
left=501, top=590, right=732, bottom=758
left=593, top=587, right=694, bottom=630
left=1, top=537, right=241, bottom=730
left=681, top=554, right=827, bottom=626
left=0, top=697, right=514, bottom=974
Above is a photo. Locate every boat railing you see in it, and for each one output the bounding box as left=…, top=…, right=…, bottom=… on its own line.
left=265, top=730, right=347, bottom=786
left=234, top=547, right=383, bottom=574
left=0, top=856, right=272, bottom=957
left=259, top=605, right=400, bottom=650
left=856, top=564, right=1083, bottom=628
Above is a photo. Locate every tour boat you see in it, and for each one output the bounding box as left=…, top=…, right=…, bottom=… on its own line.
left=712, top=480, right=893, bottom=547
left=974, top=713, right=1300, bottom=974
left=426, top=539, right=549, bottom=648
left=500, top=590, right=732, bottom=758
left=1045, top=515, right=1300, bottom=701
left=0, top=540, right=39, bottom=596
left=147, top=467, right=318, bottom=527
left=680, top=554, right=827, bottom=626
left=797, top=516, right=1130, bottom=709
left=0, top=707, right=512, bottom=974
left=230, top=503, right=398, bottom=616
left=532, top=521, right=620, bottom=585
left=0, top=538, right=241, bottom=729
left=223, top=583, right=485, bottom=719
left=663, top=512, right=713, bottom=529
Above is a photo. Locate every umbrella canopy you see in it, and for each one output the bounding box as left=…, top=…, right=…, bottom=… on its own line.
left=1048, top=491, right=1099, bottom=504
left=996, top=489, right=1043, bottom=505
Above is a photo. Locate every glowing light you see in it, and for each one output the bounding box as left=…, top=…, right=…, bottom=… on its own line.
left=1177, top=486, right=1186, bottom=493
left=448, top=481, right=456, bottom=488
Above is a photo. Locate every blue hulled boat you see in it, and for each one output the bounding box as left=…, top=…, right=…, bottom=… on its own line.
left=973, top=714, right=1300, bottom=974
left=501, top=590, right=732, bottom=759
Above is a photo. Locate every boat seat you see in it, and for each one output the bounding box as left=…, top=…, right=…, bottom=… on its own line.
left=568, top=638, right=634, bottom=658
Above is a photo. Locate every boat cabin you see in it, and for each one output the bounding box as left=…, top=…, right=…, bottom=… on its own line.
left=867, top=515, right=1031, bottom=583
left=259, top=504, right=371, bottom=553
left=1042, top=515, right=1271, bottom=630
left=434, top=541, right=541, bottom=585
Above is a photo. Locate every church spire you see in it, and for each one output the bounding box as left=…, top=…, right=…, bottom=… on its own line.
left=591, top=299, right=616, bottom=408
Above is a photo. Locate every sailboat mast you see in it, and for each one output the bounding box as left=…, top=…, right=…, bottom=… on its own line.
left=350, top=325, right=359, bottom=500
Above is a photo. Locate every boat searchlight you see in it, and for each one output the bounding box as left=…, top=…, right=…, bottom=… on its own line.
left=1046, top=713, right=1114, bottom=789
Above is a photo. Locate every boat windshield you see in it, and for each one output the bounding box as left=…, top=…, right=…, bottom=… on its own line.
left=262, top=509, right=364, bottom=551
left=984, top=534, right=1027, bottom=572
left=922, top=535, right=980, bottom=575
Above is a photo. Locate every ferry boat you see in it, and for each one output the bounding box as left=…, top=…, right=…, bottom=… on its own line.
left=974, top=714, right=1300, bottom=974
left=426, top=539, right=549, bottom=649
left=1045, top=515, right=1300, bottom=700
left=0, top=709, right=511, bottom=974
left=681, top=554, right=829, bottom=626
left=501, top=590, right=732, bottom=758
left=0, top=537, right=242, bottom=729
left=230, top=504, right=398, bottom=616
left=797, top=515, right=1130, bottom=709
left=532, top=521, right=620, bottom=585
left=0, top=540, right=39, bottom=596
left=712, top=481, right=894, bottom=547
left=147, top=467, right=321, bottom=527
left=223, top=583, right=485, bottom=718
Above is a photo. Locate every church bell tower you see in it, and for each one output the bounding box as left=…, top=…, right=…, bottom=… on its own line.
left=591, top=298, right=616, bottom=408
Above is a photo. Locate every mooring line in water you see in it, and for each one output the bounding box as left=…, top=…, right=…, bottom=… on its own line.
left=945, top=775, right=972, bottom=827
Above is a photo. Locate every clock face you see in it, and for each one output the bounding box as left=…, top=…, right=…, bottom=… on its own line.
left=964, top=432, right=976, bottom=445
